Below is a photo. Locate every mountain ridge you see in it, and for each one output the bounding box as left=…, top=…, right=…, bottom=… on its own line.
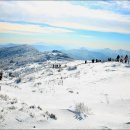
left=0, top=43, right=130, bottom=61
left=0, top=44, right=72, bottom=70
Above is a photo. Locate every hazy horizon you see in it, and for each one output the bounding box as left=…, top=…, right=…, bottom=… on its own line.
left=1, top=42, right=130, bottom=52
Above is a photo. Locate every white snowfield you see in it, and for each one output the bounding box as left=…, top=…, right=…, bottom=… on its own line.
left=0, top=60, right=130, bottom=129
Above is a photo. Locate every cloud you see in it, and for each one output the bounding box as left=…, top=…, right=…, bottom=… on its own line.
left=0, top=1, right=130, bottom=34
left=75, top=1, right=130, bottom=13
left=0, top=1, right=129, bottom=51
left=0, top=22, right=72, bottom=34
left=48, top=21, right=130, bottom=34
left=114, top=1, right=130, bottom=10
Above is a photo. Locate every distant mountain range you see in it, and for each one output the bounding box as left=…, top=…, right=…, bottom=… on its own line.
left=0, top=43, right=130, bottom=63
left=0, top=43, right=19, bottom=48
left=31, top=43, right=130, bottom=60
left=62, top=48, right=130, bottom=60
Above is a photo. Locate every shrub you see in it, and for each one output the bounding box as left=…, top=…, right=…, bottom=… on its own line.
left=67, top=66, right=77, bottom=71
left=8, top=106, right=16, bottom=110
left=49, top=113, right=57, bottom=120
left=0, top=115, right=4, bottom=122
left=10, top=98, right=17, bottom=104
left=29, top=105, right=36, bottom=109
left=45, top=111, right=57, bottom=120
left=29, top=113, right=35, bottom=118
left=37, top=106, right=42, bottom=111
left=69, top=90, right=73, bottom=93
left=0, top=94, right=9, bottom=101
left=75, top=102, right=88, bottom=114
left=15, top=78, right=21, bottom=84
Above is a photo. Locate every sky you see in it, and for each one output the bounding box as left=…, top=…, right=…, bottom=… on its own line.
left=0, top=1, right=130, bottom=50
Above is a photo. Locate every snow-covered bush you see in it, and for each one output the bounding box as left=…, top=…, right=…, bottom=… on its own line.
left=50, top=113, right=57, bottom=120
left=34, top=82, right=42, bottom=87
left=8, top=106, right=16, bottom=110
left=28, top=76, right=34, bottom=81
left=45, top=111, right=57, bottom=120
left=68, top=102, right=91, bottom=120
left=15, top=78, right=21, bottom=84
left=46, top=71, right=53, bottom=76
left=29, top=112, right=35, bottom=118
left=9, top=72, right=15, bottom=77
left=0, top=115, right=4, bottom=122
left=67, top=66, right=77, bottom=71
left=10, top=98, right=18, bottom=104
left=75, top=102, right=89, bottom=114
left=0, top=115, right=3, bottom=120
left=37, top=106, right=42, bottom=111
left=0, top=94, right=9, bottom=101
left=29, top=105, right=36, bottom=109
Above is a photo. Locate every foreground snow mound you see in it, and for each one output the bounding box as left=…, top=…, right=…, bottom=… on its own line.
left=0, top=61, right=130, bottom=129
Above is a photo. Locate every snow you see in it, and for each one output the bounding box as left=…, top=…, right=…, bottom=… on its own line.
left=0, top=60, right=130, bottom=129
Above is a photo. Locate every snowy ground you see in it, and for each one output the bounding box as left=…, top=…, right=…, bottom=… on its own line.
left=0, top=60, right=130, bottom=129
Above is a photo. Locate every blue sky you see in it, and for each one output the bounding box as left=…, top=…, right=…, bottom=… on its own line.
left=0, top=1, right=130, bottom=50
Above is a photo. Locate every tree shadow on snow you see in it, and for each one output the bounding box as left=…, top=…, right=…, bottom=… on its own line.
left=67, top=109, right=87, bottom=121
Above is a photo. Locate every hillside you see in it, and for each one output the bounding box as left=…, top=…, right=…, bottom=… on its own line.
left=0, top=45, right=72, bottom=70
left=0, top=60, right=130, bottom=129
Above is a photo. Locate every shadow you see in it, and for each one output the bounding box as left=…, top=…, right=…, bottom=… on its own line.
left=125, top=65, right=130, bottom=68
left=67, top=109, right=87, bottom=121
left=126, top=122, right=130, bottom=124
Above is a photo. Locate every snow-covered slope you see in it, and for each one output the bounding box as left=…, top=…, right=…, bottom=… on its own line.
left=0, top=61, right=130, bottom=129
